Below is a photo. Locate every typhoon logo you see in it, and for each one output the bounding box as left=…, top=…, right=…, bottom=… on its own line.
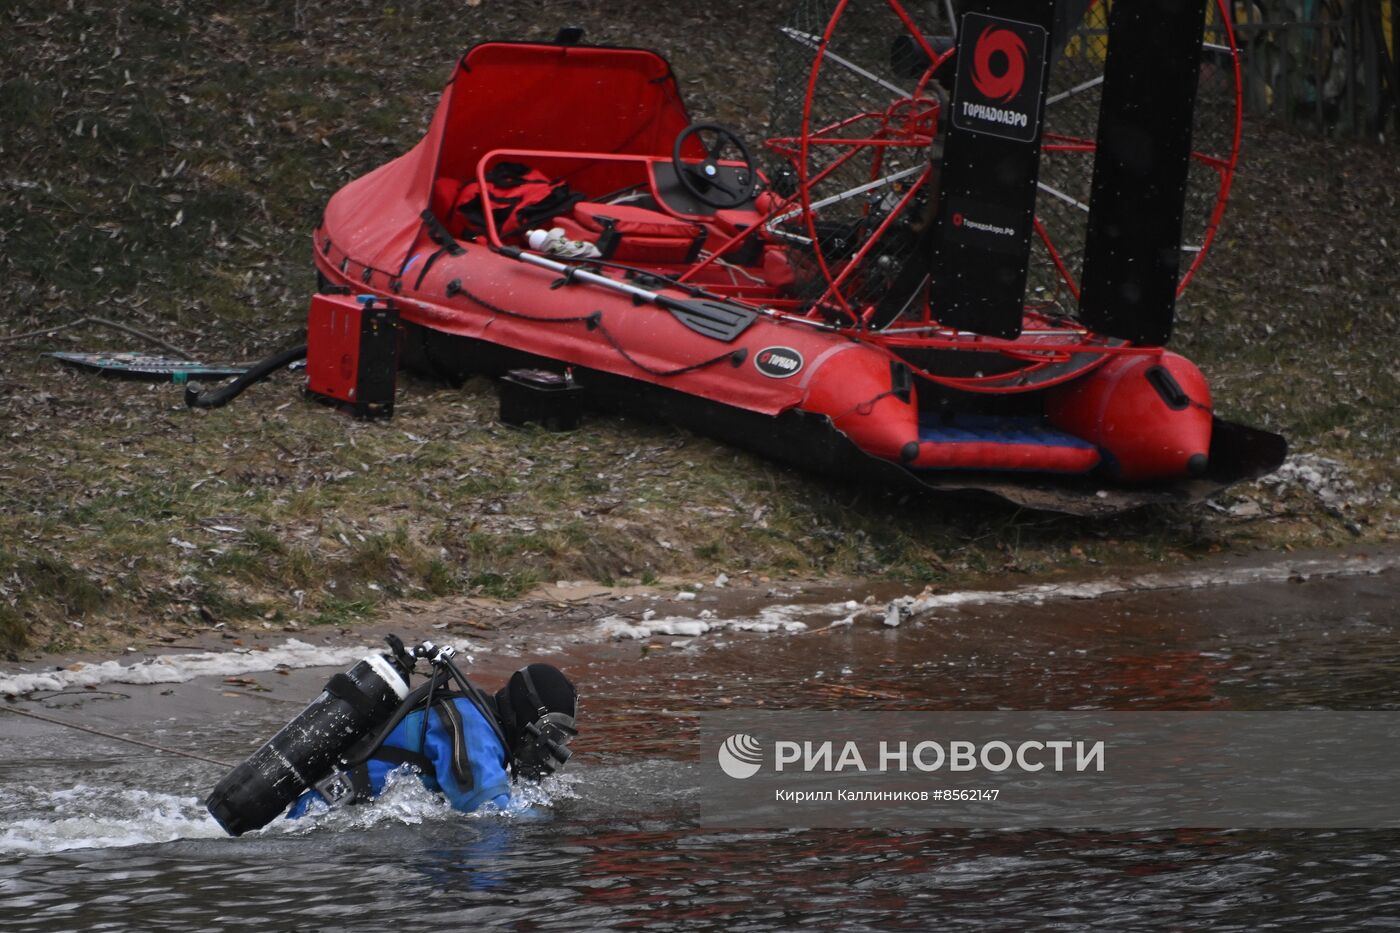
left=754, top=346, right=803, bottom=378
left=971, top=25, right=1028, bottom=103
left=718, top=733, right=764, bottom=779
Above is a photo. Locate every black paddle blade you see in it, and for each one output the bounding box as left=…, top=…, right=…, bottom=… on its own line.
left=1077, top=0, right=1210, bottom=347
left=928, top=0, right=1056, bottom=339
left=667, top=299, right=758, bottom=343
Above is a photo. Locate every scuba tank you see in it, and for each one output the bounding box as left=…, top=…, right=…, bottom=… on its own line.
left=206, top=650, right=411, bottom=836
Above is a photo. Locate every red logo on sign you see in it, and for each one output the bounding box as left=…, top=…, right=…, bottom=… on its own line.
left=971, top=25, right=1027, bottom=103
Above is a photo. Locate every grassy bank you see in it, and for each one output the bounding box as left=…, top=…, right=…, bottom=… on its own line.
left=1, top=1, right=1394, bottom=657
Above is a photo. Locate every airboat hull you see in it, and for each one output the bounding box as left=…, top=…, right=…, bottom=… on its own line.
left=389, top=318, right=1285, bottom=517
left=309, top=38, right=1285, bottom=515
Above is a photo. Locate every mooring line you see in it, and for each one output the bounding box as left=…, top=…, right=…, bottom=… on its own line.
left=0, top=705, right=232, bottom=768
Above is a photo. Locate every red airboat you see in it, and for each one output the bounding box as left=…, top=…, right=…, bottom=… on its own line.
left=303, top=0, right=1286, bottom=514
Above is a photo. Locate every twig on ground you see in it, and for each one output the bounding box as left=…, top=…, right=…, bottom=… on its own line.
left=0, top=316, right=194, bottom=358
left=812, top=683, right=905, bottom=700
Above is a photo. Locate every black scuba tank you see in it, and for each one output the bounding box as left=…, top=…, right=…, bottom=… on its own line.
left=206, top=652, right=410, bottom=836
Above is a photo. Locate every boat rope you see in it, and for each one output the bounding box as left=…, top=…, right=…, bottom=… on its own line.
left=594, top=320, right=746, bottom=377
left=446, top=277, right=597, bottom=327
left=446, top=277, right=746, bottom=378
left=841, top=388, right=899, bottom=419
left=0, top=704, right=233, bottom=768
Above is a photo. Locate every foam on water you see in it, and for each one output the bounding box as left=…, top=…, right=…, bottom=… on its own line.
left=2, top=556, right=1391, bottom=697
left=597, top=600, right=856, bottom=640
left=0, top=638, right=375, bottom=698
left=0, top=768, right=583, bottom=855
left=0, top=786, right=226, bottom=855
left=596, top=553, right=1398, bottom=639
left=888, top=553, right=1398, bottom=624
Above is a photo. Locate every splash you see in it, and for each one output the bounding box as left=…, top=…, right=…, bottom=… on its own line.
left=273, top=768, right=457, bottom=834
left=0, top=767, right=583, bottom=855
left=0, top=786, right=225, bottom=855
left=275, top=766, right=581, bottom=835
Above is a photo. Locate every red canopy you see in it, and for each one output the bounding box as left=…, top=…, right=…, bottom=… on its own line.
left=322, top=42, right=694, bottom=276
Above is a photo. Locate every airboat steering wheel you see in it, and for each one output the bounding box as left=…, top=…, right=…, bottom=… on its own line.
left=672, top=123, right=758, bottom=210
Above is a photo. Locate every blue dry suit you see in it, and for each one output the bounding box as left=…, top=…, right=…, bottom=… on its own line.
left=288, top=694, right=511, bottom=818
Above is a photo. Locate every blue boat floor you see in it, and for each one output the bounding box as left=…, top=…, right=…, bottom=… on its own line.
left=915, top=414, right=1096, bottom=450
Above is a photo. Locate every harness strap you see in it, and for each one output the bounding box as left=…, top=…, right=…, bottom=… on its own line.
left=347, top=763, right=374, bottom=801
left=420, top=209, right=466, bottom=256
left=519, top=666, right=550, bottom=719
left=414, top=246, right=448, bottom=290
left=369, top=745, right=433, bottom=774
left=341, top=675, right=442, bottom=769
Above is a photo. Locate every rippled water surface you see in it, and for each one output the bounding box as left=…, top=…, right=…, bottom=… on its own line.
left=2, top=563, right=1397, bottom=930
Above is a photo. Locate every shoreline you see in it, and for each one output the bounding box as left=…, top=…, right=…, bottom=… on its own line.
left=6, top=543, right=1395, bottom=693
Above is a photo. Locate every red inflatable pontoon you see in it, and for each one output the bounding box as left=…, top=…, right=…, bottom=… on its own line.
left=310, top=3, right=1285, bottom=515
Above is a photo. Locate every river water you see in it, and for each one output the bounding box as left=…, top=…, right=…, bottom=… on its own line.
left=2, top=553, right=1397, bottom=930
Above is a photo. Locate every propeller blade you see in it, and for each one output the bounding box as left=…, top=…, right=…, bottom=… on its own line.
left=1077, top=0, right=1210, bottom=346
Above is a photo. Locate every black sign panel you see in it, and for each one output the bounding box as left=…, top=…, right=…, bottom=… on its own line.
left=928, top=1, right=1055, bottom=339
left=944, top=195, right=1028, bottom=255
left=949, top=12, right=1050, bottom=143
left=1077, top=0, right=1209, bottom=347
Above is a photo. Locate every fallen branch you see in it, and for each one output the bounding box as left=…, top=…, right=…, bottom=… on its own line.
left=0, top=316, right=194, bottom=358
left=812, top=683, right=905, bottom=700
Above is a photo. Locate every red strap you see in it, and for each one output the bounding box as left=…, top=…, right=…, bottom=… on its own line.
left=574, top=202, right=703, bottom=239
left=602, top=234, right=702, bottom=264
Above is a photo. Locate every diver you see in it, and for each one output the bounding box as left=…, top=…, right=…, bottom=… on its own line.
left=288, top=660, right=579, bottom=818
left=206, top=639, right=579, bottom=835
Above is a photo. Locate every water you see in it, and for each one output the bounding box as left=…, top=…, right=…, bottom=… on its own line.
left=2, top=557, right=1397, bottom=930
